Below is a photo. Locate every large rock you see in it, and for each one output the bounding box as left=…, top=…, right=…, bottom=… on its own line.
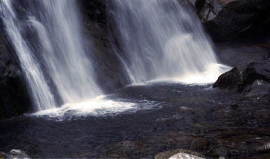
left=214, top=59, right=270, bottom=98
left=205, top=0, right=270, bottom=41
left=213, top=67, right=242, bottom=90
left=155, top=149, right=205, bottom=159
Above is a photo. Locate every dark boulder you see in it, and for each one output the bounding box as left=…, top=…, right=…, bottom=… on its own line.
left=213, top=67, right=242, bottom=90
left=214, top=59, right=270, bottom=99
left=242, top=59, right=270, bottom=86
left=205, top=0, right=270, bottom=42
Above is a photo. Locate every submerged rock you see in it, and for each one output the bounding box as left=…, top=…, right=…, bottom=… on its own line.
left=155, top=149, right=204, bottom=159
left=0, top=149, right=30, bottom=159
left=213, top=67, right=242, bottom=90
left=8, top=149, right=30, bottom=159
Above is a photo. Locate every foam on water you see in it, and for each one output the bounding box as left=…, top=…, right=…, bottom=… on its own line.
left=150, top=63, right=231, bottom=85
left=33, top=96, right=136, bottom=119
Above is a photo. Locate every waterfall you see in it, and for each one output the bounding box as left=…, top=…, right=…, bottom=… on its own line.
left=0, top=0, right=102, bottom=111
left=0, top=0, right=56, bottom=110
left=111, top=0, right=229, bottom=84
left=29, top=0, right=102, bottom=103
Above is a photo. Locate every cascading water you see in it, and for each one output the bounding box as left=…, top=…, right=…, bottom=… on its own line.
left=29, top=0, right=102, bottom=103
left=0, top=0, right=135, bottom=117
left=0, top=0, right=56, bottom=110
left=111, top=0, right=230, bottom=84
left=0, top=0, right=229, bottom=118
left=0, top=0, right=102, bottom=111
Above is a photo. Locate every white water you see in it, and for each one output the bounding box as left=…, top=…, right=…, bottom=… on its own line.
left=0, top=0, right=56, bottom=110
left=1, top=0, right=229, bottom=116
left=0, top=0, right=103, bottom=111
left=30, top=0, right=102, bottom=103
left=169, top=153, right=205, bottom=159
left=34, top=96, right=137, bottom=120
left=112, top=0, right=229, bottom=84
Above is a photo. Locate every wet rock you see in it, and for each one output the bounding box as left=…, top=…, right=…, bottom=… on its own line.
left=0, top=149, right=30, bottom=159
left=155, top=149, right=204, bottom=159
left=215, top=59, right=270, bottom=94
left=195, top=0, right=222, bottom=22
left=243, top=80, right=270, bottom=99
left=0, top=33, right=32, bottom=120
left=213, top=67, right=242, bottom=90
left=78, top=0, right=131, bottom=93
left=242, top=60, right=270, bottom=86
left=205, top=0, right=270, bottom=42
left=7, top=149, right=30, bottom=159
